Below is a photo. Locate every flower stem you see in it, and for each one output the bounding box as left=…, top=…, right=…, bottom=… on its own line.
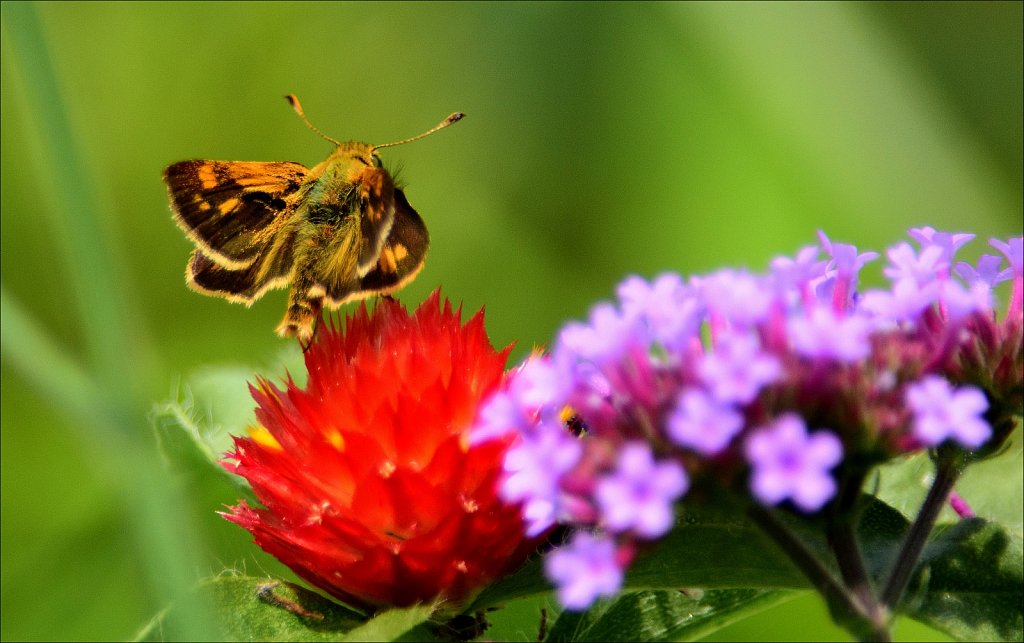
left=880, top=452, right=961, bottom=608
left=826, top=468, right=890, bottom=636
left=748, top=505, right=891, bottom=641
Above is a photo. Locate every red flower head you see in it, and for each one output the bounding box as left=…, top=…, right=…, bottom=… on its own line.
left=222, top=292, right=537, bottom=611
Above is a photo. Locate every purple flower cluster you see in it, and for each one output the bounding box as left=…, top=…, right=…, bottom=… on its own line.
left=471, top=229, right=1023, bottom=610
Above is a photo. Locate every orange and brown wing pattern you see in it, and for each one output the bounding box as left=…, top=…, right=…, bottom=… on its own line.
left=354, top=165, right=397, bottom=276
left=164, top=160, right=310, bottom=269
left=186, top=223, right=298, bottom=305
left=326, top=188, right=429, bottom=305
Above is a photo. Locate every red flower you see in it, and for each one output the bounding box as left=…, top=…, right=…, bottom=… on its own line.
left=222, top=292, right=537, bottom=611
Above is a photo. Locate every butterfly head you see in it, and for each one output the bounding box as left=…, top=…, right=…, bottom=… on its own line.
left=324, top=141, right=383, bottom=169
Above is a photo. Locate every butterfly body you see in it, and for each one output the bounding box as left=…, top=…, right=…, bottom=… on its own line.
left=165, top=136, right=433, bottom=341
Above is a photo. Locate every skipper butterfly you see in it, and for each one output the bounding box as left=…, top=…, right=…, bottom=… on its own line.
left=164, top=95, right=462, bottom=340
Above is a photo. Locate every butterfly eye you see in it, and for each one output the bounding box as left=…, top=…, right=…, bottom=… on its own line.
left=356, top=153, right=382, bottom=167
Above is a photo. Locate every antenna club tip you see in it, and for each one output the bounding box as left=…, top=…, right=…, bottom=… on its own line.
left=448, top=112, right=466, bottom=124
left=284, top=94, right=298, bottom=105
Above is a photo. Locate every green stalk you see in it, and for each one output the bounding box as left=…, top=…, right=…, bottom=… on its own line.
left=2, top=3, right=214, bottom=638
left=880, top=453, right=961, bottom=608
left=749, top=505, right=890, bottom=641
left=825, top=468, right=890, bottom=639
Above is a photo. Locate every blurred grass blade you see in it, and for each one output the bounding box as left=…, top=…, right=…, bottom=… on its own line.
left=2, top=3, right=213, bottom=639
left=1, top=284, right=103, bottom=425
left=2, top=1, right=141, bottom=393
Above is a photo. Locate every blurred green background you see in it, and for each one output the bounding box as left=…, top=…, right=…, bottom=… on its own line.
left=2, top=2, right=1021, bottom=640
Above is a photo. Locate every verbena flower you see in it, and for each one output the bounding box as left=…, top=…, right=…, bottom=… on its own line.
left=544, top=531, right=625, bottom=610
left=471, top=229, right=1023, bottom=610
left=595, top=442, right=688, bottom=537
left=697, top=332, right=781, bottom=403
left=666, top=388, right=744, bottom=455
left=744, top=414, right=843, bottom=512
left=221, top=293, right=539, bottom=611
left=905, top=376, right=990, bottom=448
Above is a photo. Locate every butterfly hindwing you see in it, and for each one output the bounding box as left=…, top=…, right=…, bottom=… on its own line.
left=165, top=160, right=310, bottom=269
left=342, top=188, right=429, bottom=300
left=186, top=222, right=299, bottom=303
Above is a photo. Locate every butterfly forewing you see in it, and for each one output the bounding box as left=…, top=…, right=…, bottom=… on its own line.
left=354, top=165, right=396, bottom=276
left=165, top=160, right=309, bottom=268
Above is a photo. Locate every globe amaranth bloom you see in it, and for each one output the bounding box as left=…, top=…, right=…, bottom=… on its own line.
left=472, top=229, right=1023, bottom=610
left=221, top=292, right=539, bottom=612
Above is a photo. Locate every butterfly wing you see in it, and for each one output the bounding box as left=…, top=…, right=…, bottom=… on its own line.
left=164, top=160, right=309, bottom=269
left=186, top=224, right=298, bottom=304
left=353, top=166, right=396, bottom=276
left=323, top=188, right=429, bottom=305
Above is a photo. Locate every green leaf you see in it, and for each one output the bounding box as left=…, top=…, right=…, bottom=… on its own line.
left=135, top=575, right=361, bottom=641
left=544, top=589, right=794, bottom=642
left=150, top=366, right=264, bottom=494
left=867, top=444, right=1023, bottom=641
left=150, top=349, right=310, bottom=479
left=626, top=509, right=808, bottom=589
left=134, top=575, right=438, bottom=642
left=874, top=430, right=1023, bottom=537
left=474, top=499, right=1020, bottom=641
left=905, top=519, right=1023, bottom=642
left=343, top=603, right=438, bottom=642
left=469, top=555, right=550, bottom=610
left=472, top=511, right=810, bottom=613
left=771, top=499, right=1022, bottom=641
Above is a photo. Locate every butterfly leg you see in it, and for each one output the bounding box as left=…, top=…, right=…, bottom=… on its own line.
left=276, top=280, right=324, bottom=341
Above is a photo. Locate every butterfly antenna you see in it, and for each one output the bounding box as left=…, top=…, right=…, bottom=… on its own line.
left=373, top=112, right=465, bottom=151
left=285, top=94, right=342, bottom=146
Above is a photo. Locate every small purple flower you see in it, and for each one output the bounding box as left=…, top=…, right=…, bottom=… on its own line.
left=470, top=390, right=529, bottom=445
left=818, top=231, right=879, bottom=277
left=563, top=357, right=613, bottom=411
left=883, top=242, right=946, bottom=286
left=595, top=442, right=688, bottom=538
left=990, top=237, right=1024, bottom=322
left=617, top=273, right=703, bottom=350
left=788, top=305, right=872, bottom=362
left=667, top=388, right=745, bottom=455
left=938, top=280, right=990, bottom=321
left=559, top=302, right=640, bottom=365
left=696, top=269, right=774, bottom=327
left=770, top=245, right=827, bottom=293
left=545, top=531, right=624, bottom=610
left=905, top=376, right=991, bottom=448
left=615, top=274, right=654, bottom=313
left=698, top=332, right=782, bottom=404
left=520, top=496, right=559, bottom=539
left=500, top=420, right=583, bottom=535
left=954, top=255, right=1011, bottom=290
left=909, top=227, right=975, bottom=265
left=509, top=353, right=573, bottom=414
left=859, top=278, right=938, bottom=323
left=990, top=237, right=1023, bottom=275
left=744, top=414, right=844, bottom=512
left=817, top=231, right=879, bottom=311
